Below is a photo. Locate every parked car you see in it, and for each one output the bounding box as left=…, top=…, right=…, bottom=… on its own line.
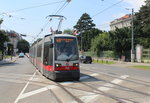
left=19, top=53, right=24, bottom=58
left=80, top=56, right=92, bottom=64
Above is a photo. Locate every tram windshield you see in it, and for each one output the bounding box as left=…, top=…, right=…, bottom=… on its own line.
left=55, top=37, right=79, bottom=61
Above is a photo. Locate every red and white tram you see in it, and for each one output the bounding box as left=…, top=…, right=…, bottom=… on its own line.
left=29, top=34, right=80, bottom=81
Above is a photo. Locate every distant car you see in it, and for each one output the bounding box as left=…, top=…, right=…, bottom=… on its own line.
left=80, top=56, right=92, bottom=64
left=19, top=53, right=24, bottom=58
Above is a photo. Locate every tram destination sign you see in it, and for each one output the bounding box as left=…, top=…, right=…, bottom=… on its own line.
left=55, top=38, right=74, bottom=43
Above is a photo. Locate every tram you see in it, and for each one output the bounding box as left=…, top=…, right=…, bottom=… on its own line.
left=29, top=34, right=80, bottom=81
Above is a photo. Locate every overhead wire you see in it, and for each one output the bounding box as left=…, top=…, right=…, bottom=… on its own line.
left=55, top=1, right=68, bottom=14
left=0, top=0, right=65, bottom=15
left=0, top=0, right=66, bottom=43
left=31, top=0, right=70, bottom=43
left=56, top=2, right=69, bottom=14
left=92, top=0, right=124, bottom=18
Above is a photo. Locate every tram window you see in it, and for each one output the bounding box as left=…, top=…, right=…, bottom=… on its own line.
left=43, top=44, right=53, bottom=65
left=44, top=45, right=49, bottom=65
left=37, top=45, right=42, bottom=57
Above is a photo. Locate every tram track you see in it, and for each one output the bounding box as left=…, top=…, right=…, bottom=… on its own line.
left=81, top=67, right=150, bottom=87
left=80, top=82, right=138, bottom=103
left=1, top=68, right=149, bottom=103
left=81, top=68, right=150, bottom=95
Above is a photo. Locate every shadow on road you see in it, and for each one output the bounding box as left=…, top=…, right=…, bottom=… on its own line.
left=0, top=62, right=19, bottom=67
left=79, top=73, right=103, bottom=83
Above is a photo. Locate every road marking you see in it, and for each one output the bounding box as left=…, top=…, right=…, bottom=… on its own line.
left=98, top=75, right=129, bottom=91
left=19, top=85, right=57, bottom=99
left=80, top=94, right=99, bottom=103
left=14, top=71, right=37, bottom=103
left=90, top=73, right=99, bottom=76
left=80, top=73, right=99, bottom=81
left=16, top=73, right=99, bottom=100
left=60, top=81, right=74, bottom=85
left=80, top=75, right=129, bottom=103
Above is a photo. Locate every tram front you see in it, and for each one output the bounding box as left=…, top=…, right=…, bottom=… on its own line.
left=54, top=34, right=80, bottom=81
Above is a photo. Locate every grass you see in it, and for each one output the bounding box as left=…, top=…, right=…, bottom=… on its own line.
left=93, top=59, right=116, bottom=64
left=130, top=65, right=150, bottom=70
left=4, top=55, right=11, bottom=58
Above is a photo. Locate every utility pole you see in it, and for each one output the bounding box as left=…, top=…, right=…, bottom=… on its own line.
left=131, top=8, right=134, bottom=62
left=81, top=32, right=83, bottom=56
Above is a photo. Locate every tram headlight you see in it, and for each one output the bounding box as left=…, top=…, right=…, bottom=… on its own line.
left=73, top=63, right=79, bottom=67
left=55, top=63, right=61, bottom=67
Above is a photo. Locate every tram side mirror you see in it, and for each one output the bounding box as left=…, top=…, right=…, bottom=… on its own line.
left=50, top=43, right=53, bottom=48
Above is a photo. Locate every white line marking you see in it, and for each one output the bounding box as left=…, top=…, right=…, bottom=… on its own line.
left=14, top=71, right=36, bottom=103
left=80, top=94, right=99, bottom=103
left=98, top=75, right=129, bottom=91
left=60, top=81, right=74, bottom=85
left=81, top=75, right=129, bottom=103
left=90, top=73, right=99, bottom=76
left=80, top=73, right=99, bottom=81
left=13, top=73, right=99, bottom=101
left=19, top=85, right=57, bottom=99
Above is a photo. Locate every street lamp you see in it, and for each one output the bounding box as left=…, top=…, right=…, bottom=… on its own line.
left=126, top=8, right=134, bottom=62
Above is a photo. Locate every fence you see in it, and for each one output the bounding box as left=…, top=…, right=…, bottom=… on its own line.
left=142, top=48, right=150, bottom=63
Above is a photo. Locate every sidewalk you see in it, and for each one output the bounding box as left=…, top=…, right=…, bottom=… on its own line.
left=0, top=57, right=17, bottom=65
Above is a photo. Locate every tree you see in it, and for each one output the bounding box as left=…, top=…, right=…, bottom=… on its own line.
left=74, top=13, right=97, bottom=51
left=0, top=30, right=9, bottom=59
left=17, top=39, right=30, bottom=53
left=134, top=5, right=150, bottom=48
left=74, top=13, right=95, bottom=32
left=91, top=32, right=111, bottom=56
left=63, top=29, right=74, bottom=35
left=82, top=28, right=102, bottom=51
left=109, top=27, right=131, bottom=58
left=0, top=19, right=3, bottom=29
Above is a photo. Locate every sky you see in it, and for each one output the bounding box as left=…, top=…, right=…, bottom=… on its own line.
left=0, top=0, right=145, bottom=43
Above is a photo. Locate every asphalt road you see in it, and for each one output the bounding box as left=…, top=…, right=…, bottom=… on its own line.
left=0, top=56, right=150, bottom=103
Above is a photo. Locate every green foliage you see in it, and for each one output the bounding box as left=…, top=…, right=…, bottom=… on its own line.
left=134, top=5, right=150, bottom=48
left=130, top=65, right=150, bottom=70
left=93, top=59, right=116, bottom=64
left=74, top=13, right=100, bottom=51
left=0, top=30, right=9, bottom=53
left=81, top=28, right=102, bottom=51
left=17, top=39, right=30, bottom=53
left=63, top=29, right=74, bottom=35
left=74, top=13, right=95, bottom=32
left=7, top=43, right=13, bottom=55
left=109, top=27, right=131, bottom=58
left=91, top=32, right=111, bottom=56
left=0, top=19, right=3, bottom=25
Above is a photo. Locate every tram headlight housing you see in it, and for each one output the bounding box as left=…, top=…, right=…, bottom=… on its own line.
left=73, top=63, right=79, bottom=67
left=55, top=63, right=61, bottom=67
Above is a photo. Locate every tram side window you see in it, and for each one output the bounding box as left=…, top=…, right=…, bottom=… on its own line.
left=49, top=46, right=53, bottom=65
left=37, top=45, right=42, bottom=57
left=43, top=44, right=53, bottom=65
left=44, top=45, right=49, bottom=65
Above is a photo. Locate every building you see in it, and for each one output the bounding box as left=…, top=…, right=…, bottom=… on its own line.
left=7, top=31, right=22, bottom=55
left=110, top=14, right=132, bottom=31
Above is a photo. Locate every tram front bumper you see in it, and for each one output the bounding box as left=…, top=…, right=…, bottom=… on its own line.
left=54, top=70, right=80, bottom=80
